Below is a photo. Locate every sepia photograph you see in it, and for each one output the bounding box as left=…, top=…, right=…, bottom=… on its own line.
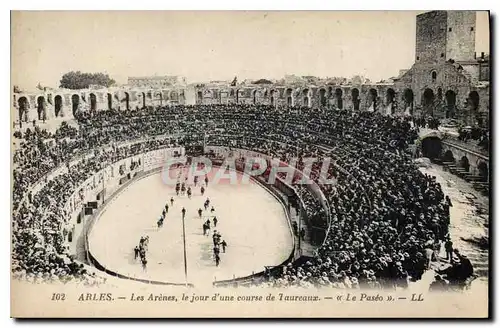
left=9, top=8, right=491, bottom=318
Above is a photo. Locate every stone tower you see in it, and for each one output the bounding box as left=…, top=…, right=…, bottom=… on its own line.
left=415, top=11, right=476, bottom=64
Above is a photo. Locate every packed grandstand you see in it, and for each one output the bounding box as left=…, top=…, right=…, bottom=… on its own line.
left=12, top=104, right=476, bottom=290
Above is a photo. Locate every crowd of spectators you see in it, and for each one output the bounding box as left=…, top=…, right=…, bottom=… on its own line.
left=12, top=104, right=466, bottom=289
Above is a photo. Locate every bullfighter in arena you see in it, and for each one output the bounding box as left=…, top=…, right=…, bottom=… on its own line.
left=200, top=185, right=205, bottom=196
left=202, top=222, right=209, bottom=236
left=220, top=240, right=227, bottom=253
left=198, top=208, right=203, bottom=219
left=215, top=253, right=220, bottom=267
left=170, top=197, right=174, bottom=206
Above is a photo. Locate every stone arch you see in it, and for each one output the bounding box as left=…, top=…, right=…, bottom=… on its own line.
left=431, top=70, right=437, bottom=82
left=302, top=89, right=310, bottom=107
left=54, top=95, right=63, bottom=117
left=18, top=96, right=28, bottom=122
left=156, top=91, right=163, bottom=106
left=124, top=92, right=130, bottom=110
left=335, top=88, right=343, bottom=109
left=319, top=88, right=327, bottom=107
left=445, top=90, right=457, bottom=118
left=421, top=136, right=442, bottom=159
left=351, top=88, right=360, bottom=111
left=107, top=93, right=113, bottom=110
left=386, top=88, right=395, bottom=104
left=270, top=89, right=277, bottom=107
left=36, top=96, right=46, bottom=120
left=72, top=94, right=80, bottom=116
left=368, top=88, right=378, bottom=111
left=477, top=161, right=488, bottom=182
left=286, top=88, right=293, bottom=107
left=468, top=91, right=480, bottom=111
left=403, top=88, right=414, bottom=114
left=443, top=149, right=455, bottom=163
left=422, top=88, right=435, bottom=115
left=170, top=90, right=179, bottom=103
left=459, top=155, right=470, bottom=172
left=89, top=93, right=97, bottom=111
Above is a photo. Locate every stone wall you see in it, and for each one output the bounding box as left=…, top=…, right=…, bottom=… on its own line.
left=416, top=11, right=448, bottom=64
left=13, top=86, right=187, bottom=123
left=446, top=11, right=476, bottom=62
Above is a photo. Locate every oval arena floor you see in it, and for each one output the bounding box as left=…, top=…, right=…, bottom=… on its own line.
left=87, top=168, right=294, bottom=287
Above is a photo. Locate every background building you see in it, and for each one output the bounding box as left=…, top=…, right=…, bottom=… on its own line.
left=127, top=75, right=187, bottom=88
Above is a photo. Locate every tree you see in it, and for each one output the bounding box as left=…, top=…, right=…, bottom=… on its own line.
left=59, top=71, right=116, bottom=90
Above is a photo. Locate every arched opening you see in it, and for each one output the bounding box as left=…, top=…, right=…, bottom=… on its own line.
left=386, top=88, right=395, bottom=103
left=156, top=92, right=163, bottom=106
left=302, top=89, right=310, bottom=107
left=369, top=88, right=378, bottom=111
left=286, top=88, right=293, bottom=107
left=141, top=92, right=146, bottom=108
left=477, top=161, right=488, bottom=182
left=422, top=88, right=435, bottom=114
left=269, top=90, right=276, bottom=106
left=253, top=90, right=257, bottom=104
left=421, top=137, right=443, bottom=160
left=124, top=92, right=130, bottom=110
left=18, top=97, right=28, bottom=122
left=54, top=95, right=63, bottom=117
left=71, top=94, right=80, bottom=116
left=431, top=71, right=437, bottom=82
left=37, top=96, right=46, bottom=120
left=89, top=93, right=97, bottom=111
left=235, top=89, right=240, bottom=104
left=445, top=90, right=457, bottom=118
left=197, top=91, right=203, bottom=104
left=107, top=93, right=112, bottom=110
left=403, top=88, right=414, bottom=114
left=335, top=88, right=343, bottom=109
left=442, top=150, right=455, bottom=163
left=319, top=89, right=327, bottom=107
left=170, top=91, right=179, bottom=103
left=270, top=90, right=276, bottom=107
left=468, top=91, right=480, bottom=112
left=459, top=156, right=470, bottom=172
left=351, top=88, right=360, bottom=111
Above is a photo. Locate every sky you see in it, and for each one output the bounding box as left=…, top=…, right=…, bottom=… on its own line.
left=11, top=11, right=490, bottom=90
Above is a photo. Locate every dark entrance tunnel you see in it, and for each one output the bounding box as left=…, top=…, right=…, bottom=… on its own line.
left=421, top=137, right=443, bottom=160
